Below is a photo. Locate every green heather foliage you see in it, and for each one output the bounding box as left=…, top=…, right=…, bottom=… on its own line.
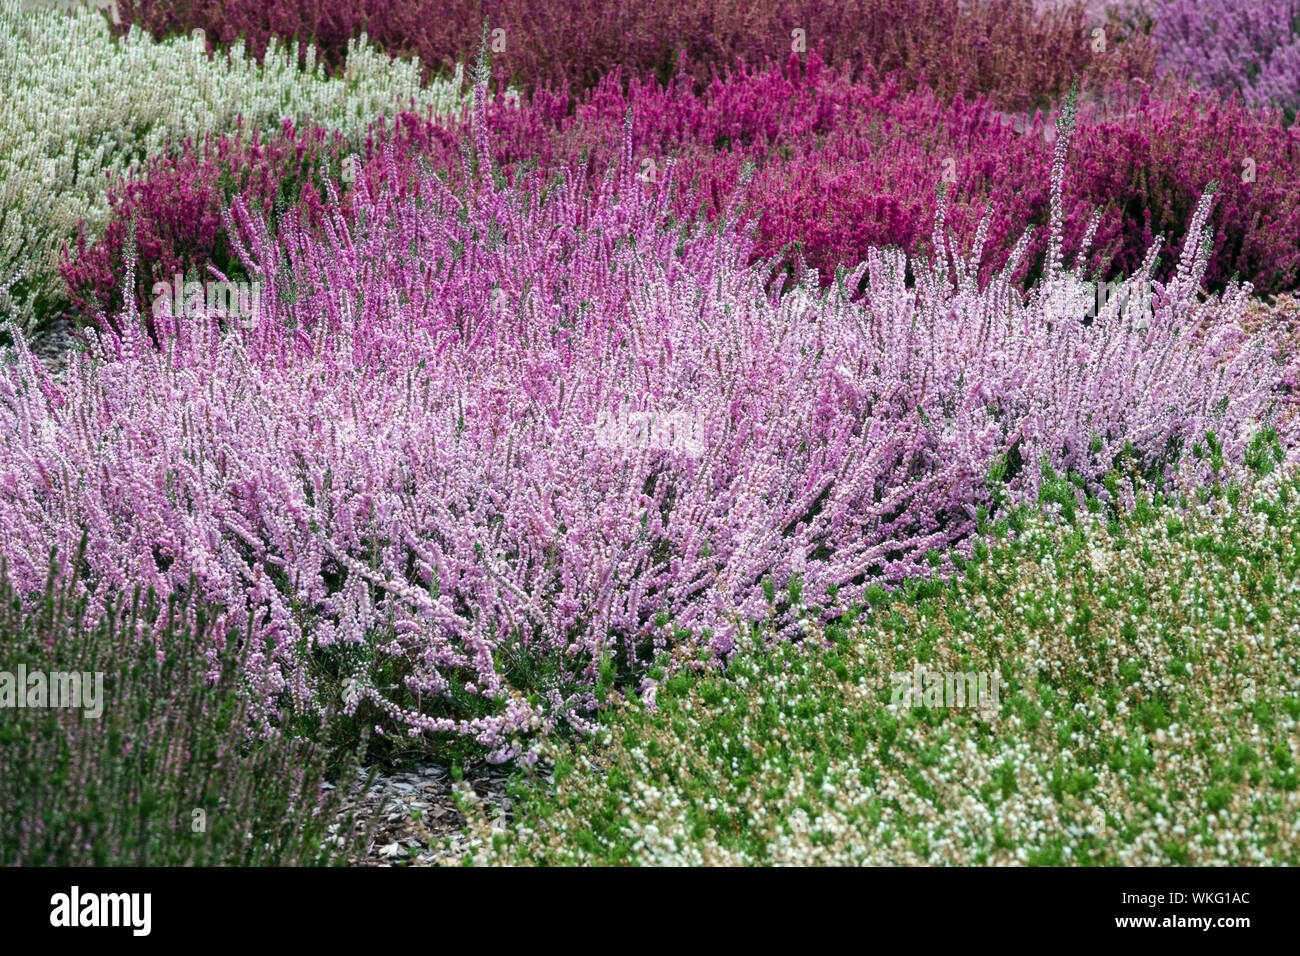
left=459, top=464, right=1300, bottom=865
left=0, top=551, right=370, bottom=865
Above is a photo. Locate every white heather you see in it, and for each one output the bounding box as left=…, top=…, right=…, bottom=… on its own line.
left=0, top=0, right=489, bottom=328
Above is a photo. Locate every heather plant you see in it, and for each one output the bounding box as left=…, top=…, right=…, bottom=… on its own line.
left=1147, top=0, right=1300, bottom=124
left=0, top=548, right=372, bottom=866
left=112, top=0, right=1154, bottom=108
left=62, top=59, right=1065, bottom=315
left=0, top=0, right=470, bottom=332
left=479, top=59, right=1066, bottom=291
left=4, top=94, right=1292, bottom=754
left=430, top=62, right=1300, bottom=293
left=1066, top=83, right=1300, bottom=295
left=60, top=123, right=355, bottom=331
left=65, top=53, right=1300, bottom=325
left=458, top=465, right=1300, bottom=865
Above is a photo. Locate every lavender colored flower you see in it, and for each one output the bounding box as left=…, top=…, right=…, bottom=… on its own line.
left=12, top=88, right=1296, bottom=746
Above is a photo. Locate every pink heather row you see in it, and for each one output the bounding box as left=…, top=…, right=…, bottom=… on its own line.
left=63, top=54, right=1300, bottom=323
left=14, top=107, right=1296, bottom=753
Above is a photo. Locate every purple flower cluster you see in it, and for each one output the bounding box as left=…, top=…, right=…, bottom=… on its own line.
left=1150, top=0, right=1300, bottom=121
left=14, top=108, right=1293, bottom=747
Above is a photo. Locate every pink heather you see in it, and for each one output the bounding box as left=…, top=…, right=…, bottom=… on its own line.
left=11, top=95, right=1297, bottom=749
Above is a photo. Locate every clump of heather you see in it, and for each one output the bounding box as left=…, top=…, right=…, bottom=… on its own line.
left=459, top=464, right=1300, bottom=865
left=63, top=58, right=1064, bottom=315
left=474, top=58, right=1066, bottom=290
left=113, top=0, right=1154, bottom=108
left=1148, top=0, right=1300, bottom=123
left=66, top=54, right=1300, bottom=322
left=60, top=122, right=354, bottom=334
left=4, top=100, right=1291, bottom=753
left=0, top=0, right=468, bottom=332
left=509, top=60, right=1300, bottom=292
left=445, top=63, right=1300, bottom=294
left=0, top=551, right=369, bottom=866
left=1067, top=83, right=1300, bottom=295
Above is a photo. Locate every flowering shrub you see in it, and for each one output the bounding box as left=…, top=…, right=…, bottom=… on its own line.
left=529, top=63, right=1300, bottom=292
left=461, top=466, right=1300, bottom=865
left=1148, top=0, right=1300, bottom=123
left=1066, top=83, right=1300, bottom=295
left=7, top=97, right=1292, bottom=753
left=0, top=0, right=469, bottom=331
left=112, top=0, right=1155, bottom=107
left=0, top=549, right=370, bottom=865
left=65, top=53, right=1300, bottom=322
left=60, top=122, right=354, bottom=329
left=63, top=59, right=1065, bottom=315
